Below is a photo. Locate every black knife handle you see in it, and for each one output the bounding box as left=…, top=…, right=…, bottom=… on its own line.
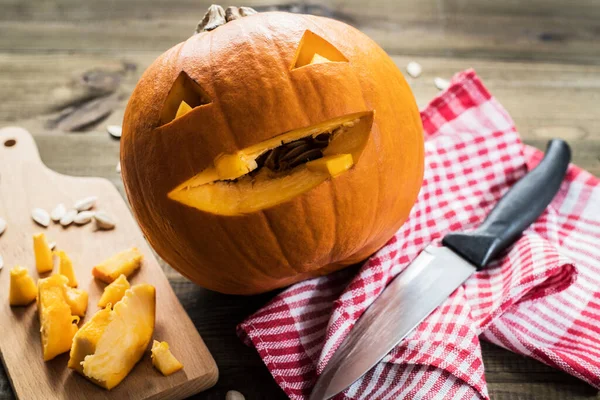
left=442, top=139, right=571, bottom=269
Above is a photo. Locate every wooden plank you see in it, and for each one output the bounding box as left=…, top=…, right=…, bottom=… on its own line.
left=0, top=0, right=599, bottom=64
left=0, top=127, right=218, bottom=399
left=1, top=53, right=600, bottom=139
left=2, top=0, right=600, bottom=23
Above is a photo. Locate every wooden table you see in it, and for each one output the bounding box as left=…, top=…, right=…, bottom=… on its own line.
left=1, top=0, right=599, bottom=399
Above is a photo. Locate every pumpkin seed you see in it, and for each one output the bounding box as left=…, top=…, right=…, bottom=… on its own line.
left=0, top=217, right=6, bottom=236
left=226, top=391, right=245, bottom=400
left=0, top=254, right=3, bottom=270
left=60, top=209, right=78, bottom=227
left=32, top=208, right=50, bottom=227
left=50, top=203, right=67, bottom=222
left=116, top=161, right=121, bottom=173
left=74, top=211, right=95, bottom=225
left=406, top=61, right=422, bottom=78
left=434, top=77, right=450, bottom=91
left=107, top=125, right=122, bottom=138
left=94, top=211, right=116, bottom=230
left=49, top=241, right=56, bottom=250
left=74, top=196, right=97, bottom=211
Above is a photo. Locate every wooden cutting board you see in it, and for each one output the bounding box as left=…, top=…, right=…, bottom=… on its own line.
left=0, top=127, right=218, bottom=400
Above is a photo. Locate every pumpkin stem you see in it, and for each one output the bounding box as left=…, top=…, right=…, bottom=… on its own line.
left=195, top=5, right=258, bottom=34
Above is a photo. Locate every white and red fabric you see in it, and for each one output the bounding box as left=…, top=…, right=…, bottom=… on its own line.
left=237, top=70, right=600, bottom=399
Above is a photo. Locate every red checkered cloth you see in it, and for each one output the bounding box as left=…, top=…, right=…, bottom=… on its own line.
left=237, top=70, right=600, bottom=399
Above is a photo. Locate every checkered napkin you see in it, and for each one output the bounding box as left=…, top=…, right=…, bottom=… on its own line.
left=237, top=70, right=600, bottom=399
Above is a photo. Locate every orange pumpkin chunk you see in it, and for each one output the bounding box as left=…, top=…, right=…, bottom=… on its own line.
left=92, top=247, right=143, bottom=283
left=97, top=274, right=130, bottom=307
left=68, top=284, right=156, bottom=390
left=37, top=275, right=80, bottom=361
left=56, top=249, right=78, bottom=287
left=33, top=233, right=53, bottom=274
left=9, top=266, right=37, bottom=306
left=64, top=287, right=88, bottom=317
left=151, top=340, right=184, bottom=376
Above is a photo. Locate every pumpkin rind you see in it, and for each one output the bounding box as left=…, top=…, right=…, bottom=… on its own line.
left=121, top=12, right=424, bottom=294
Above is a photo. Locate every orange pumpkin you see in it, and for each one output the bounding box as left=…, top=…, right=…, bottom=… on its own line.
left=121, top=8, right=424, bottom=294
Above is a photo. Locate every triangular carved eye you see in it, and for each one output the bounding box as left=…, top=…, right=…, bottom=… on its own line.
left=292, top=30, right=348, bottom=69
left=159, top=71, right=212, bottom=126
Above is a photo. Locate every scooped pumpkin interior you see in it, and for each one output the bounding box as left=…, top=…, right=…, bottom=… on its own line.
left=292, top=29, right=348, bottom=69
left=159, top=71, right=211, bottom=126
left=168, top=111, right=374, bottom=216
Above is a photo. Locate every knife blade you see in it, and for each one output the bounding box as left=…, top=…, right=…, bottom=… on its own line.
left=309, top=139, right=571, bottom=400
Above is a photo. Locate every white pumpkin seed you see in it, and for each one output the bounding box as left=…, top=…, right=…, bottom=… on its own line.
left=31, top=208, right=50, bottom=227
left=0, top=217, right=6, bottom=236
left=226, top=391, right=245, bottom=400
left=94, top=211, right=116, bottom=230
left=74, top=211, right=95, bottom=225
left=49, top=241, right=56, bottom=250
left=74, top=196, right=97, bottom=211
left=406, top=61, right=422, bottom=78
left=0, top=254, right=3, bottom=270
left=434, top=77, right=450, bottom=91
left=60, top=209, right=78, bottom=227
left=107, top=125, right=122, bottom=138
left=50, top=203, right=67, bottom=222
left=116, top=161, right=121, bottom=173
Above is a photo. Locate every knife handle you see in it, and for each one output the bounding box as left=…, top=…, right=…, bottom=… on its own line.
left=442, top=139, right=571, bottom=269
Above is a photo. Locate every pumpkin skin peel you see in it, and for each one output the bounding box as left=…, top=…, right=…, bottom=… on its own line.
left=121, top=10, right=424, bottom=294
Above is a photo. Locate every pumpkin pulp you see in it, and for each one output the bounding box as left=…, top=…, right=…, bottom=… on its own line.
left=168, top=111, right=373, bottom=216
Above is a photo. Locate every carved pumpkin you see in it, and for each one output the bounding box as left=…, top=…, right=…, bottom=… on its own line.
left=121, top=8, right=424, bottom=294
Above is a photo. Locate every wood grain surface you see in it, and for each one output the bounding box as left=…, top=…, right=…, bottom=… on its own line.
left=0, top=0, right=599, bottom=399
left=0, top=128, right=218, bottom=399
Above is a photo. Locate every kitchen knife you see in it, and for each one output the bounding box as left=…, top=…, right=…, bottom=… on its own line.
left=309, top=139, right=571, bottom=400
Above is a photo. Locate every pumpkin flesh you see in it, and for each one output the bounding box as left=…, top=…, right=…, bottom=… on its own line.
left=97, top=274, right=130, bottom=307
left=9, top=266, right=37, bottom=306
left=33, top=233, right=53, bottom=274
left=69, top=284, right=156, bottom=390
left=37, top=275, right=80, bottom=361
left=151, top=340, right=184, bottom=376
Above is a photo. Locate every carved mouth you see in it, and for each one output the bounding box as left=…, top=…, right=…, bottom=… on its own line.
left=168, top=111, right=374, bottom=216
